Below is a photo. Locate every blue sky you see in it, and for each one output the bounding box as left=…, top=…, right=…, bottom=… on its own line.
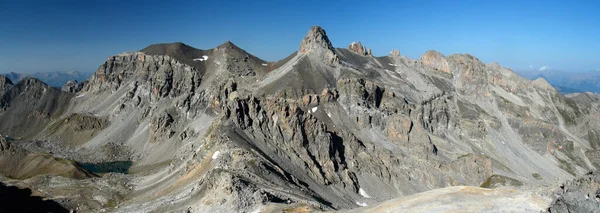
left=0, top=0, right=599, bottom=73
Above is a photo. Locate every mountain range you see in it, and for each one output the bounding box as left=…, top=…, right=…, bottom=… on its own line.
left=0, top=26, right=598, bottom=212
left=0, top=70, right=91, bottom=88
left=518, top=70, right=600, bottom=94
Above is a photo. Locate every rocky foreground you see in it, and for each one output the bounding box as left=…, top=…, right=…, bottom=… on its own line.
left=0, top=26, right=599, bottom=212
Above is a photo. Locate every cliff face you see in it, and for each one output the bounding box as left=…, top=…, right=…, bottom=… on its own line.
left=0, top=26, right=599, bottom=212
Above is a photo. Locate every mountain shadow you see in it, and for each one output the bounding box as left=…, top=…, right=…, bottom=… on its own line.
left=0, top=181, right=68, bottom=213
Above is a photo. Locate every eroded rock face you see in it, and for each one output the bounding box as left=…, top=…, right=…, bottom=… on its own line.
left=0, top=137, right=8, bottom=151
left=547, top=171, right=600, bottom=213
left=420, top=50, right=451, bottom=73
left=85, top=52, right=202, bottom=102
left=348, top=42, right=372, bottom=56
left=0, top=76, right=13, bottom=97
left=61, top=80, right=84, bottom=93
left=299, top=26, right=335, bottom=54
left=447, top=54, right=489, bottom=95
left=389, top=49, right=400, bottom=57
left=150, top=111, right=175, bottom=140
left=299, top=26, right=339, bottom=64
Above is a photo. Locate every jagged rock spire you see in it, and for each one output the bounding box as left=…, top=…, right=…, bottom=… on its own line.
left=348, top=41, right=372, bottom=56
left=389, top=49, right=400, bottom=57
left=299, top=26, right=334, bottom=54
left=0, top=75, right=13, bottom=96
left=299, top=26, right=339, bottom=64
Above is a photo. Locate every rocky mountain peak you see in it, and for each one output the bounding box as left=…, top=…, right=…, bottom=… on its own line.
left=140, top=42, right=200, bottom=58
left=298, top=26, right=339, bottom=64
left=532, top=77, right=556, bottom=91
left=217, top=40, right=238, bottom=50
left=18, top=77, right=48, bottom=87
left=0, top=75, right=13, bottom=86
left=299, top=26, right=335, bottom=54
left=0, top=75, right=13, bottom=96
left=420, top=50, right=451, bottom=73
left=389, top=49, right=401, bottom=57
left=61, top=80, right=84, bottom=93
left=348, top=41, right=372, bottom=56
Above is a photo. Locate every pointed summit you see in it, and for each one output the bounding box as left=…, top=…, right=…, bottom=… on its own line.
left=299, top=26, right=334, bottom=54
left=217, top=40, right=237, bottom=49
left=298, top=26, right=338, bottom=64
left=0, top=75, right=13, bottom=96
left=389, top=49, right=400, bottom=57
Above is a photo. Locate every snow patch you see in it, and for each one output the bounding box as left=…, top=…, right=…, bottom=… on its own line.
left=359, top=188, right=371, bottom=198
left=262, top=63, right=268, bottom=66
left=311, top=107, right=318, bottom=113
left=388, top=63, right=398, bottom=67
left=356, top=202, right=368, bottom=207
left=212, top=151, right=221, bottom=160
left=193, top=55, right=209, bottom=62
left=327, top=113, right=331, bottom=118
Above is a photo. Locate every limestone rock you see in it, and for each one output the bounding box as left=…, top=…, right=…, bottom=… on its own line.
left=420, top=50, right=451, bottom=73
left=348, top=41, right=372, bottom=56
left=299, top=26, right=339, bottom=64
left=547, top=171, right=600, bottom=213
left=61, top=80, right=84, bottom=93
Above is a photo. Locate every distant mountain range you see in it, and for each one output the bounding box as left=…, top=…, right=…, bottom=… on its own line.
left=517, top=70, right=600, bottom=94
left=0, top=71, right=91, bottom=87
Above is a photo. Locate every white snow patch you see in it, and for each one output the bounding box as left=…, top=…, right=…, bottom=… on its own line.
left=311, top=107, right=318, bottom=113
left=75, top=93, right=85, bottom=98
left=193, top=55, right=209, bottom=62
left=388, top=63, right=398, bottom=67
left=262, top=63, right=268, bottom=66
left=327, top=113, right=331, bottom=118
left=212, top=151, right=221, bottom=160
left=359, top=188, right=371, bottom=198
left=356, top=202, right=368, bottom=207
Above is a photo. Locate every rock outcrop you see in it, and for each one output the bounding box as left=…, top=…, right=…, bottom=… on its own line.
left=420, top=50, right=451, bottom=73
left=0, top=75, right=12, bottom=97
left=547, top=171, right=600, bottom=213
left=61, top=80, right=84, bottom=93
left=84, top=52, right=203, bottom=102
left=348, top=42, right=372, bottom=56
left=299, top=26, right=339, bottom=64
left=389, top=49, right=400, bottom=57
